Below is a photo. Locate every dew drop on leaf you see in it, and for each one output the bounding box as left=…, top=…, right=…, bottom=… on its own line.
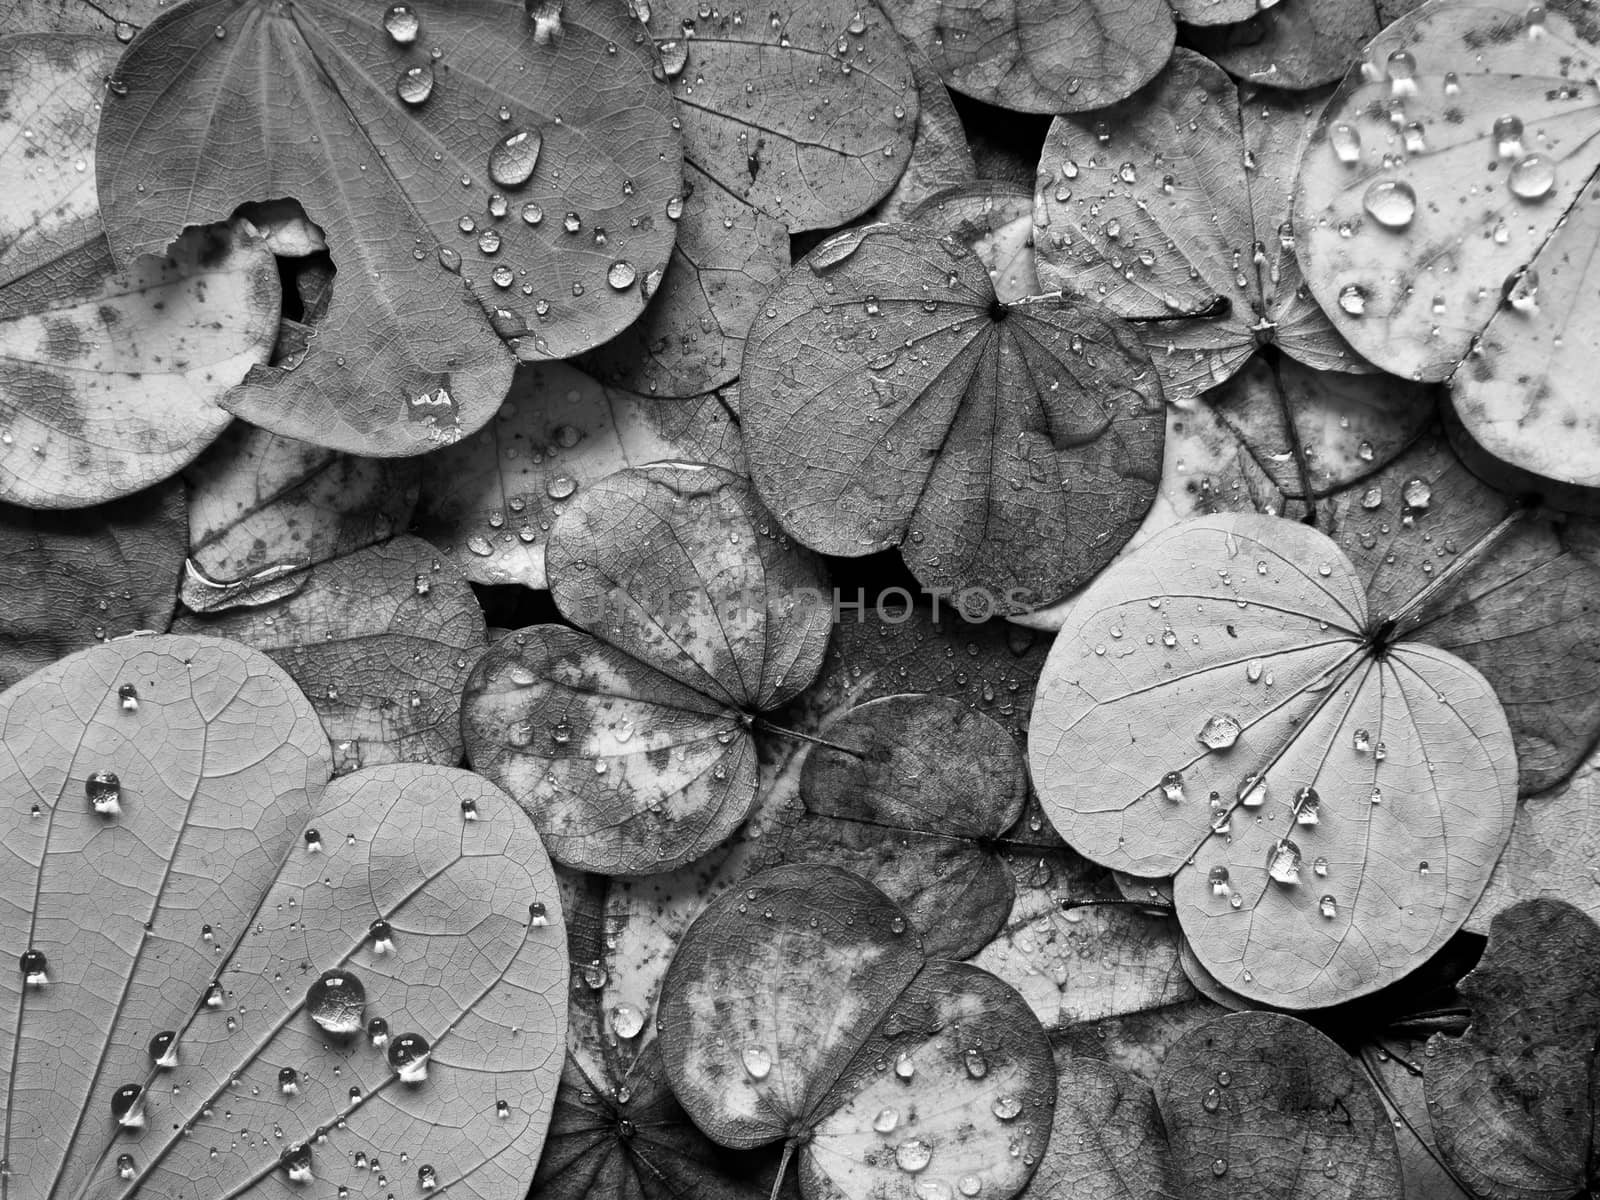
left=1197, top=714, right=1241, bottom=750
left=1338, top=285, right=1368, bottom=316
left=306, top=970, right=367, bottom=1035
left=396, top=64, right=433, bottom=106
left=367, top=1017, right=390, bottom=1048
left=609, top=1003, right=644, bottom=1039
left=417, top=1164, right=438, bottom=1191
left=488, top=130, right=542, bottom=188
left=114, top=20, right=135, bottom=42
left=388, top=1032, right=431, bottom=1082
left=279, top=1066, right=299, bottom=1095
left=1329, top=123, right=1361, bottom=164
left=895, top=1137, right=932, bottom=1172
left=118, top=683, right=139, bottom=711
left=873, top=1107, right=899, bottom=1133
left=496, top=1099, right=511, bottom=1119
left=1362, top=180, right=1416, bottom=229
left=19, top=949, right=47, bottom=987
left=1320, top=894, right=1338, bottom=919
left=383, top=3, right=420, bottom=44
left=117, top=1154, right=135, bottom=1180
left=1161, top=770, right=1184, bottom=802
left=281, top=1144, right=314, bottom=1184
left=1211, top=1158, right=1228, bottom=1177
left=1245, top=658, right=1263, bottom=683
left=607, top=261, right=636, bottom=290
left=460, top=796, right=479, bottom=820
left=959, top=1175, right=982, bottom=1196
left=1267, top=838, right=1302, bottom=885
left=110, top=1083, right=144, bottom=1129
left=1237, top=771, right=1268, bottom=807
left=964, top=1047, right=988, bottom=1078
left=1492, top=113, right=1524, bottom=157
left=1508, top=153, right=1556, bottom=200
left=1208, top=865, right=1229, bottom=896
left=85, top=770, right=121, bottom=816
left=149, top=1030, right=177, bottom=1067
left=992, top=1093, right=1022, bottom=1120
left=741, top=1045, right=772, bottom=1079
left=1202, top=1085, right=1221, bottom=1112
left=895, top=1050, right=915, bottom=1079
left=528, top=900, right=549, bottom=926
left=1293, top=785, right=1321, bottom=826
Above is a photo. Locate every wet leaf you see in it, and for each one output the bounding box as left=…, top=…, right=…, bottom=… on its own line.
left=1293, top=0, right=1600, bottom=494
left=1049, top=999, right=1228, bottom=1088
left=657, top=863, right=1055, bottom=1200
left=1360, top=1040, right=1475, bottom=1200
left=0, top=480, right=186, bottom=687
left=413, top=361, right=741, bottom=589
left=869, top=41, right=977, bottom=222
left=184, top=422, right=421, bottom=609
left=776, top=694, right=1027, bottom=958
left=462, top=465, right=831, bottom=874
left=1187, top=0, right=1392, bottom=90
left=0, top=642, right=567, bottom=1199
left=176, top=536, right=486, bottom=773
left=1034, top=1011, right=1404, bottom=1198
left=1029, top=513, right=1518, bottom=1007
left=879, top=0, right=1176, bottom=113
left=1424, top=898, right=1600, bottom=1200
left=1034, top=50, right=1366, bottom=406
left=0, top=0, right=162, bottom=38
left=96, top=0, right=683, bottom=454
left=741, top=222, right=1164, bottom=616
left=910, top=182, right=1041, bottom=302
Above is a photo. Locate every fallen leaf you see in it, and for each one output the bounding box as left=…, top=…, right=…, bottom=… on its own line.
left=1034, top=50, right=1367, bottom=406
left=1186, top=0, right=1391, bottom=90
left=1425, top=898, right=1600, bottom=1200
left=413, top=361, right=741, bottom=589
left=869, top=41, right=978, bottom=222
left=1360, top=1040, right=1476, bottom=1200
left=462, top=465, right=831, bottom=874
left=96, top=0, right=684, bottom=454
left=657, top=863, right=1055, bottom=1200
left=910, top=183, right=1041, bottom=301
left=878, top=0, right=1176, bottom=113
left=1029, top=513, right=1518, bottom=1006
left=0, top=479, right=186, bottom=687
left=741, top=221, right=1164, bottom=616
left=1049, top=999, right=1229, bottom=1088
left=1035, top=1011, right=1404, bottom=1198
left=1292, top=0, right=1600, bottom=494
left=184, top=421, right=420, bottom=608
left=175, top=536, right=486, bottom=773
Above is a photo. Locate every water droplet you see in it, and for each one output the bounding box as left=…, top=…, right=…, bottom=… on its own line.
left=1492, top=113, right=1524, bottom=157
left=491, top=264, right=515, bottom=289
left=1293, top=785, right=1321, bottom=826
left=1506, top=266, right=1540, bottom=312
left=581, top=959, right=607, bottom=988
left=477, top=228, right=501, bottom=255
left=610, top=1003, right=644, bottom=1039
left=873, top=1108, right=899, bottom=1133
left=1237, top=771, right=1268, bottom=807
left=1245, top=658, right=1264, bottom=683
left=1330, top=123, right=1361, bottom=164
left=1363, top=180, right=1416, bottom=229
left=1202, top=1085, right=1221, bottom=1112
left=148, top=1029, right=178, bottom=1067
left=894, top=1051, right=916, bottom=1079
left=742, top=1046, right=772, bottom=1079
left=306, top=970, right=366, bottom=1035
left=383, top=3, right=420, bottom=43
left=111, top=1083, right=144, bottom=1129
left=1386, top=49, right=1417, bottom=95
left=278, top=1066, right=299, bottom=1095
left=1402, top=477, right=1432, bottom=511
left=396, top=64, right=433, bottom=105
left=438, top=246, right=462, bottom=273
left=118, top=683, right=139, bottom=711
left=367, top=1017, right=390, bottom=1048
left=1208, top=865, right=1230, bottom=896
left=85, top=770, right=121, bottom=816
left=1418, top=860, right=1430, bottom=876
left=895, top=1138, right=932, bottom=1173
left=496, top=1099, right=511, bottom=1119
left=607, top=261, right=637, bottom=290
left=1509, top=153, right=1556, bottom=200
left=388, top=1032, right=431, bottom=1083
left=659, top=38, right=689, bottom=77
left=1161, top=627, right=1177, bottom=648
left=114, top=19, right=136, bottom=42
left=528, top=901, right=549, bottom=926
left=1267, top=838, right=1302, bottom=885
left=958, top=1176, right=982, bottom=1197
left=1338, top=285, right=1368, bottom=316
left=964, top=1047, right=988, bottom=1078
left=1160, top=770, right=1184, bottom=802
left=417, top=1164, right=437, bottom=1192
left=1320, top=894, right=1338, bottom=919
left=1211, top=1158, right=1228, bottom=1178
left=117, top=1153, right=136, bottom=1179
left=488, top=129, right=542, bottom=188
left=1197, top=713, right=1242, bottom=750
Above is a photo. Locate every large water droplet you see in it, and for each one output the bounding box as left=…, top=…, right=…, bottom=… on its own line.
left=741, top=1046, right=772, bottom=1079
left=1197, top=713, right=1242, bottom=750
left=1330, top=123, right=1361, bottom=164
left=1363, top=180, right=1416, bottom=229
left=279, top=1066, right=299, bottom=1095
left=110, top=1083, right=144, bottom=1129
left=873, top=1107, right=899, bottom=1133
left=1509, top=153, right=1556, bottom=200
left=418, top=1164, right=438, bottom=1191
left=1208, top=865, right=1230, bottom=896
left=20, top=949, right=47, bottom=987
left=388, top=1032, right=431, bottom=1083
left=1386, top=49, right=1417, bottom=95
left=383, top=3, right=420, bottom=43
left=992, top=1093, right=1022, bottom=1120
left=1338, top=285, right=1368, bottom=316
left=1160, top=770, right=1184, bottom=802
left=607, top=261, right=637, bottom=290
left=659, top=38, right=689, bottom=77
left=895, top=1138, right=932, bottom=1173
left=610, top=1003, right=644, bottom=1039
left=1293, top=785, right=1321, bottom=826
left=86, top=770, right=121, bottom=816
left=306, top=970, right=366, bottom=1035
left=117, top=1154, right=135, bottom=1180
left=281, top=1143, right=314, bottom=1184
left=488, top=129, right=542, bottom=188
left=1237, top=771, right=1268, bottom=807
left=1492, top=113, right=1524, bottom=157
left=1267, top=838, right=1302, bottom=885
left=396, top=64, right=433, bottom=105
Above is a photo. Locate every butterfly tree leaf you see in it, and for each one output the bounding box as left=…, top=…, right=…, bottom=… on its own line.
left=1293, top=0, right=1600, bottom=495
left=0, top=34, right=280, bottom=508
left=176, top=536, right=486, bottom=773
left=657, top=863, right=1055, bottom=1200
left=0, top=640, right=567, bottom=1199
left=581, top=0, right=920, bottom=399
left=414, top=360, right=741, bottom=590
left=1033, top=50, right=1367, bottom=407
left=1424, top=898, right=1600, bottom=1200
left=0, top=479, right=186, bottom=688
left=741, top=221, right=1164, bottom=616
left=1035, top=1011, right=1404, bottom=1198
left=96, top=0, right=683, bottom=454
left=462, top=464, right=832, bottom=874
left=1029, top=513, right=1518, bottom=1007
left=877, top=0, right=1176, bottom=114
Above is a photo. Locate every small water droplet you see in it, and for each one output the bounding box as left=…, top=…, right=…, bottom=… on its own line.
left=1197, top=714, right=1242, bottom=750
left=895, top=1051, right=916, bottom=1080
left=1330, top=123, right=1361, bottom=164
left=367, top=1017, right=390, bottom=1048
left=895, top=1138, right=932, bottom=1173
left=1237, top=771, right=1268, bottom=807
left=1363, top=179, right=1416, bottom=229
left=659, top=38, right=689, bottom=77
left=118, top=683, right=139, bottom=712
left=1509, top=153, right=1556, bottom=200
left=1338, top=284, right=1368, bottom=316
left=874, top=1108, right=899, bottom=1133
left=19, top=949, right=47, bottom=987
left=85, top=771, right=121, bottom=816
left=992, top=1093, right=1022, bottom=1120
left=528, top=900, right=549, bottom=926
left=607, top=261, right=637, bottom=290
left=1208, top=865, right=1230, bottom=896
left=1161, top=770, right=1185, bottom=802
left=117, top=1154, right=136, bottom=1179
left=1267, top=838, right=1302, bottom=885
left=417, top=1164, right=437, bottom=1192
left=742, top=1046, right=772, bottom=1079
left=388, top=1032, right=431, bottom=1083
left=149, top=1030, right=178, bottom=1067
left=278, top=1066, right=299, bottom=1095
left=1320, top=894, right=1338, bottom=919
left=1202, top=1085, right=1221, bottom=1112
left=964, top=1047, right=988, bottom=1078
left=114, top=20, right=136, bottom=42
left=111, top=1083, right=145, bottom=1129
left=396, top=64, right=433, bottom=105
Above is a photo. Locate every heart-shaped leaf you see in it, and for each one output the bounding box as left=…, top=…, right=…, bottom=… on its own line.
left=0, top=638, right=567, bottom=1199
left=0, top=480, right=186, bottom=687
left=657, top=863, right=1055, bottom=1200
left=1292, top=0, right=1600, bottom=494
left=741, top=221, right=1164, bottom=615
left=1035, top=1011, right=1404, bottom=1198
left=1029, top=512, right=1518, bottom=1006
left=1034, top=50, right=1367, bottom=406
left=877, top=0, right=1176, bottom=113
left=414, top=361, right=741, bottom=589
left=175, top=536, right=486, bottom=773
left=96, top=0, right=684, bottom=454
left=462, top=465, right=832, bottom=874
left=1424, top=898, right=1600, bottom=1200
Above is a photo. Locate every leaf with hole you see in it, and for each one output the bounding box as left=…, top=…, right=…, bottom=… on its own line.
left=1029, top=512, right=1518, bottom=1006
left=95, top=0, right=683, bottom=454
left=1293, top=0, right=1600, bottom=497
left=1033, top=50, right=1368, bottom=407
left=657, top=862, right=1055, bottom=1200
left=741, top=221, right=1164, bottom=616
left=461, top=464, right=831, bottom=874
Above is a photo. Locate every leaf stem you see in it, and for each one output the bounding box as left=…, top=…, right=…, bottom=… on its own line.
left=752, top=718, right=867, bottom=758
left=770, top=1138, right=797, bottom=1200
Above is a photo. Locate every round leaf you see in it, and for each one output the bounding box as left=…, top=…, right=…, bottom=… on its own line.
left=1029, top=513, right=1518, bottom=1006
left=741, top=222, right=1164, bottom=615
left=657, top=863, right=1055, bottom=1200
left=868, top=42, right=977, bottom=223
left=1292, top=0, right=1600, bottom=491
left=96, top=0, right=683, bottom=453
left=877, top=0, right=1176, bottom=113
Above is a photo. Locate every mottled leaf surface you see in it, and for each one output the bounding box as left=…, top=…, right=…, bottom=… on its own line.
left=1293, top=0, right=1600, bottom=492
left=414, top=362, right=741, bottom=589
left=658, top=864, right=1055, bottom=1200
left=176, top=536, right=485, bottom=773
left=878, top=0, right=1176, bottom=113
left=97, top=0, right=683, bottom=454
left=1029, top=514, right=1518, bottom=1006
left=0, top=480, right=185, bottom=687
left=1425, top=899, right=1600, bottom=1200
left=742, top=222, right=1164, bottom=615
left=1034, top=51, right=1364, bottom=406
